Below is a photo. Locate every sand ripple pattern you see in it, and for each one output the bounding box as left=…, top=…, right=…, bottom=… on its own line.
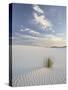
left=12, top=68, right=66, bottom=87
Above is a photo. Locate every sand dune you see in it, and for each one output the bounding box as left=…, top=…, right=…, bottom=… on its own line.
left=12, top=46, right=66, bottom=86
left=12, top=67, right=66, bottom=86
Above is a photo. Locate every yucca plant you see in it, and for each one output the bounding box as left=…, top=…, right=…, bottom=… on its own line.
left=47, top=58, right=53, bottom=68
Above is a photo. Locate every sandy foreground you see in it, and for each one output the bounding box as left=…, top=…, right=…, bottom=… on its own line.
left=12, top=67, right=66, bottom=86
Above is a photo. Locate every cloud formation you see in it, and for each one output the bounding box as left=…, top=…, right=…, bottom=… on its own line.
left=20, top=26, right=41, bottom=37
left=15, top=32, right=39, bottom=41
left=13, top=23, right=65, bottom=47
left=29, top=30, right=40, bottom=36
left=20, top=28, right=30, bottom=32
left=14, top=30, right=65, bottom=47
left=12, top=4, right=66, bottom=47
left=33, top=12, right=52, bottom=30
left=33, top=5, right=44, bottom=14
left=32, top=5, right=54, bottom=32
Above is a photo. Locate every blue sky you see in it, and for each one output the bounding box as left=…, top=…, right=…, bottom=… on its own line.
left=11, top=3, right=66, bottom=47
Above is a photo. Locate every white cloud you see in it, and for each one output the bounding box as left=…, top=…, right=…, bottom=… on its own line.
left=20, top=29, right=24, bottom=32
left=37, top=35, right=65, bottom=47
left=14, top=32, right=66, bottom=47
left=25, top=28, right=30, bottom=31
left=21, top=34, right=39, bottom=40
left=51, top=37, right=63, bottom=42
left=45, top=34, right=65, bottom=42
left=33, top=5, right=44, bottom=14
left=32, top=5, right=55, bottom=32
left=29, top=30, right=40, bottom=36
left=20, top=26, right=41, bottom=37
left=20, top=28, right=30, bottom=32
left=33, top=12, right=53, bottom=31
left=15, top=32, right=39, bottom=40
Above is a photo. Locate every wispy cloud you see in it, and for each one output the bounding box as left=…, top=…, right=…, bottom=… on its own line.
left=33, top=12, right=52, bottom=30
left=20, top=28, right=30, bottom=32
left=32, top=5, right=54, bottom=32
left=38, top=35, right=65, bottom=47
left=19, top=26, right=41, bottom=37
left=45, top=34, right=65, bottom=43
left=30, top=35, right=65, bottom=47
left=29, top=30, right=40, bottom=36
left=33, top=5, right=44, bottom=14
left=20, top=35, right=39, bottom=40
left=15, top=32, right=39, bottom=40
left=15, top=27, right=65, bottom=46
left=13, top=32, right=65, bottom=47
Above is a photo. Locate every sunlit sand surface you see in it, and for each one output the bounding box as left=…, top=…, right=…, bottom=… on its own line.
left=12, top=45, right=66, bottom=86
left=12, top=67, right=66, bottom=86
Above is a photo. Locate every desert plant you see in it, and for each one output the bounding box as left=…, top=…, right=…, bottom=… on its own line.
left=47, top=58, right=53, bottom=68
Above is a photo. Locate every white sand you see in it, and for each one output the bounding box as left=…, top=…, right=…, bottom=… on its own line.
left=12, top=67, right=66, bottom=86
left=12, top=45, right=66, bottom=86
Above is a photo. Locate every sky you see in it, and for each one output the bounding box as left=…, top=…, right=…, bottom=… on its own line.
left=10, top=3, right=66, bottom=47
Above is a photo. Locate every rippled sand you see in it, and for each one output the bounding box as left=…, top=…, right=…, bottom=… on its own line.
left=12, top=67, right=66, bottom=87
